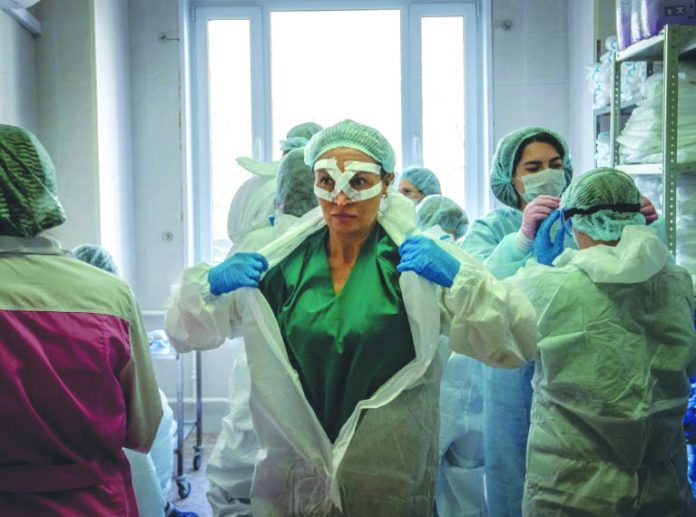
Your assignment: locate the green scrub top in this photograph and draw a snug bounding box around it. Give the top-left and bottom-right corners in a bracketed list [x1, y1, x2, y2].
[260, 224, 415, 442]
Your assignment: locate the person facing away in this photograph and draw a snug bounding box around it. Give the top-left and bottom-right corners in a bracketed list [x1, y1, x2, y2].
[165, 119, 537, 515]
[235, 121, 323, 177]
[0, 124, 161, 515]
[509, 167, 696, 515]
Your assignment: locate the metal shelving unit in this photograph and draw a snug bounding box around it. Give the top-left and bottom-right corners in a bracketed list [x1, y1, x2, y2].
[609, 24, 696, 255]
[150, 349, 204, 499]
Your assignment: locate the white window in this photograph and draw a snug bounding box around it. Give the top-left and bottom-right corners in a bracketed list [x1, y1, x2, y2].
[189, 1, 483, 263]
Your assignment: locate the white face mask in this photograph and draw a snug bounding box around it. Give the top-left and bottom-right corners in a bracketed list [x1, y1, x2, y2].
[313, 157, 383, 202]
[520, 168, 566, 203]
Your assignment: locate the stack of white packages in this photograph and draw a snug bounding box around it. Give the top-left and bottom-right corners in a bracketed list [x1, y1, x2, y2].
[587, 36, 647, 110]
[677, 174, 696, 285]
[618, 63, 696, 164]
[633, 174, 663, 211]
[595, 132, 612, 168]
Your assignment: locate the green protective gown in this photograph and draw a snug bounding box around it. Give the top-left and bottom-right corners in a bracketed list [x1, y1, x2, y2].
[260, 224, 415, 443]
[509, 225, 696, 515]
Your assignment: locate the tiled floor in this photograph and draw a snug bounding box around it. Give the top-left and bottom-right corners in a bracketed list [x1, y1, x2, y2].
[167, 433, 218, 517]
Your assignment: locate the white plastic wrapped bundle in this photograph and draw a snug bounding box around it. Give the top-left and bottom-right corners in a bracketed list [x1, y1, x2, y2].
[677, 174, 696, 282]
[633, 174, 663, 212]
[595, 132, 612, 167]
[586, 37, 647, 109]
[618, 63, 696, 164]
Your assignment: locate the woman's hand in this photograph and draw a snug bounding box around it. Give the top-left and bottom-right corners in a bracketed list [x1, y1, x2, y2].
[397, 236, 460, 287]
[520, 195, 560, 240]
[208, 252, 269, 295]
[640, 196, 658, 224]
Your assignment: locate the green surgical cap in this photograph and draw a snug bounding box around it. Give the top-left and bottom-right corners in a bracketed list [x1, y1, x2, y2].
[280, 122, 323, 152]
[72, 244, 120, 276]
[416, 194, 469, 239]
[0, 125, 66, 237]
[400, 166, 442, 197]
[275, 148, 318, 217]
[561, 167, 645, 241]
[304, 119, 396, 173]
[490, 126, 573, 209]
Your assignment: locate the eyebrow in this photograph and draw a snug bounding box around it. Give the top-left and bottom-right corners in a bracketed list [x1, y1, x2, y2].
[524, 156, 561, 166]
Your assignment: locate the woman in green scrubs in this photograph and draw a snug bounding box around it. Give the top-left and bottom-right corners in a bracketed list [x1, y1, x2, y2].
[166, 119, 537, 515]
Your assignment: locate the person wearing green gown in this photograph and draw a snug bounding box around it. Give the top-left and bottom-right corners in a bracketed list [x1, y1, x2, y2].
[166, 120, 537, 515]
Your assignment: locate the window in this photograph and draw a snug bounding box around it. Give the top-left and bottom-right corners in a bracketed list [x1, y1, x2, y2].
[207, 19, 254, 260]
[270, 10, 402, 166]
[189, 2, 482, 263]
[421, 16, 466, 202]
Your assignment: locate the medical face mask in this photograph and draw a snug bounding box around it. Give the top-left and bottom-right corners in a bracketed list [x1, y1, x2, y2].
[313, 157, 384, 202]
[520, 168, 566, 203]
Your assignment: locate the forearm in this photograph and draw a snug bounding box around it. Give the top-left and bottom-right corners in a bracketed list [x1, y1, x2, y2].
[441, 248, 537, 368]
[165, 263, 242, 352]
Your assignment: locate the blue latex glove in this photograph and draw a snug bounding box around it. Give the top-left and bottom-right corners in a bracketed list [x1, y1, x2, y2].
[397, 236, 460, 287]
[208, 252, 269, 295]
[684, 382, 696, 444]
[534, 210, 565, 266]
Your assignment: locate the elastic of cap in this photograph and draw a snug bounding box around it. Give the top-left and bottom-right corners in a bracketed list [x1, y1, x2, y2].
[313, 158, 382, 175]
[564, 203, 641, 218]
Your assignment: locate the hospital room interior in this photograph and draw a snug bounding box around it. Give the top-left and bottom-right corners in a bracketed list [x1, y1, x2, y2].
[2, 0, 696, 516]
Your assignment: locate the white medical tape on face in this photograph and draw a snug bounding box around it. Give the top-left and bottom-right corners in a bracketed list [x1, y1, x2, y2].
[313, 157, 384, 202]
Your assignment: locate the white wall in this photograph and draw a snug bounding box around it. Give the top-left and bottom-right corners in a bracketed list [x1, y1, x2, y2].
[0, 10, 38, 132]
[128, 0, 234, 429]
[94, 0, 136, 283]
[490, 0, 570, 147]
[567, 0, 596, 176]
[32, 0, 137, 283]
[34, 0, 100, 248]
[129, 0, 186, 313]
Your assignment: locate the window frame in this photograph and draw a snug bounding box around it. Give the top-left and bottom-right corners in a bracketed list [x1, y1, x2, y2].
[187, 0, 486, 264]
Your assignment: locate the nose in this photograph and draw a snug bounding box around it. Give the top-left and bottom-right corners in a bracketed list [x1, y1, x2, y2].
[334, 192, 351, 206]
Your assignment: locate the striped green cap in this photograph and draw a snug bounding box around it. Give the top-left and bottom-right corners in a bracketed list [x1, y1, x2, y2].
[0, 125, 66, 237]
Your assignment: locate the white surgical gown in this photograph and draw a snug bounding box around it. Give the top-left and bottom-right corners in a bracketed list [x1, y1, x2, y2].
[165, 193, 537, 515]
[206, 215, 300, 516]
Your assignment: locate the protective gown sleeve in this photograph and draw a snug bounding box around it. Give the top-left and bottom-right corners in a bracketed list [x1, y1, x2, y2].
[165, 262, 244, 353]
[460, 218, 509, 262]
[459, 207, 522, 261]
[439, 244, 537, 368]
[121, 295, 164, 452]
[484, 232, 533, 280]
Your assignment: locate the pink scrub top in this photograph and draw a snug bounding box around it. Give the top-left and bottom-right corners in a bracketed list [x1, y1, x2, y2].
[0, 236, 162, 516]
